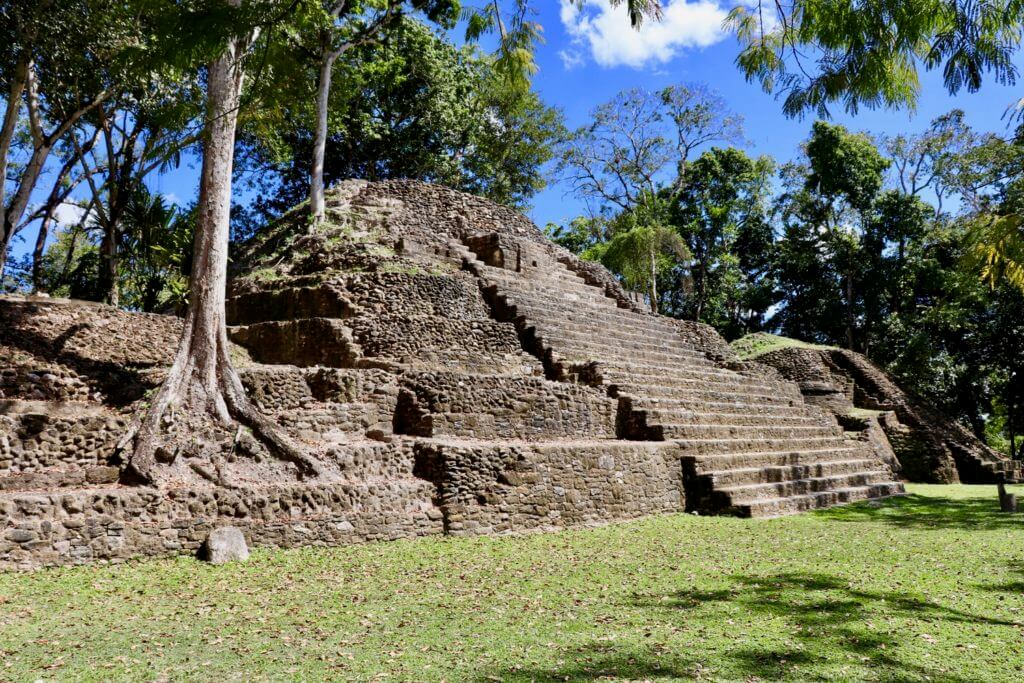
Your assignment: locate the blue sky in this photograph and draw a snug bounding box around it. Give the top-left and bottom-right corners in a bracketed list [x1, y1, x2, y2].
[10, 0, 1024, 264]
[526, 1, 1024, 227]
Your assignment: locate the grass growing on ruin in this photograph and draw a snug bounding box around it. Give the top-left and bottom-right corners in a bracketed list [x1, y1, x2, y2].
[2, 484, 1023, 682]
[731, 332, 837, 360]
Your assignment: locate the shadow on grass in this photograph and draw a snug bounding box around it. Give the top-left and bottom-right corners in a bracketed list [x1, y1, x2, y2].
[813, 492, 1024, 530]
[980, 561, 1024, 593]
[481, 645, 700, 682]
[481, 571, 998, 682]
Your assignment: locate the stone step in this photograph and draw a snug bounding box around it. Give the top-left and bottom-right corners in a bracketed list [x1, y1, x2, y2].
[628, 396, 812, 417]
[481, 269, 614, 301]
[1, 407, 125, 474]
[485, 272, 605, 296]
[616, 382, 805, 407]
[0, 476, 443, 568]
[507, 298, 680, 335]
[659, 423, 843, 440]
[674, 435, 850, 455]
[226, 286, 351, 325]
[691, 447, 867, 471]
[662, 422, 843, 440]
[318, 441, 420, 480]
[504, 293, 662, 324]
[417, 411, 616, 441]
[276, 403, 388, 441]
[600, 367, 793, 398]
[719, 470, 896, 504]
[531, 326, 709, 363]
[641, 407, 833, 428]
[477, 262, 595, 285]
[542, 339, 713, 370]
[738, 483, 905, 518]
[705, 458, 886, 488]
[595, 360, 780, 387]
[634, 404, 823, 424]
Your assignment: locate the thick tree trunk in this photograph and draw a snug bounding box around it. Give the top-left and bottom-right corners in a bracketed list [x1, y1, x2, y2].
[2, 140, 53, 276]
[0, 52, 29, 217]
[126, 22, 322, 486]
[0, 227, 12, 280]
[309, 46, 338, 226]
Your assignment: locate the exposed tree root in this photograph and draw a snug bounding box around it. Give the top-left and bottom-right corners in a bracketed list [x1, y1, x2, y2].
[119, 314, 324, 487]
[114, 25, 324, 489]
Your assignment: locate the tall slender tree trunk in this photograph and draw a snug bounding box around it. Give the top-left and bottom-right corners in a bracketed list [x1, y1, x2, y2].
[309, 44, 338, 226]
[1010, 396, 1017, 461]
[99, 228, 120, 306]
[649, 246, 658, 313]
[31, 133, 95, 291]
[58, 225, 82, 283]
[845, 273, 855, 350]
[126, 18, 322, 485]
[32, 213, 52, 291]
[695, 262, 707, 322]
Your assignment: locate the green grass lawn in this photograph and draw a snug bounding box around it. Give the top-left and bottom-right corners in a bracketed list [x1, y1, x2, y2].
[731, 333, 836, 360]
[2, 485, 1022, 682]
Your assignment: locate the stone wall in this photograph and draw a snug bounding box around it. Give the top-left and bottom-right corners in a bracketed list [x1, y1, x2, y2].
[396, 372, 617, 440]
[343, 272, 490, 319]
[0, 437, 687, 568]
[0, 481, 442, 570]
[413, 441, 683, 535]
[349, 315, 537, 375]
[0, 407, 124, 476]
[667, 319, 739, 362]
[227, 284, 353, 325]
[231, 319, 359, 367]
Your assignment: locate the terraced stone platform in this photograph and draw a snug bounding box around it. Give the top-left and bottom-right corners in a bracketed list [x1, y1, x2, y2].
[1, 180, 904, 568]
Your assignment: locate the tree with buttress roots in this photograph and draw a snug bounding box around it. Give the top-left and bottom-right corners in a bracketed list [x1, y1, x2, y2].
[123, 0, 327, 484]
[122, 0, 661, 485]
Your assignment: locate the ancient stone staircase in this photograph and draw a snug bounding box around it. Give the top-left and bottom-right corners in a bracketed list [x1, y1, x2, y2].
[461, 233, 904, 517]
[826, 351, 1023, 484]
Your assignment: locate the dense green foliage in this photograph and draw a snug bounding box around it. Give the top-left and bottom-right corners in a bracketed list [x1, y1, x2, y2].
[240, 17, 564, 219]
[0, 484, 1021, 680]
[729, 0, 1024, 117]
[554, 85, 1024, 456]
[3, 7, 564, 303]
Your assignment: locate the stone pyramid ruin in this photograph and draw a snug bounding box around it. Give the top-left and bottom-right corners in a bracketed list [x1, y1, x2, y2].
[2, 180, 909, 568]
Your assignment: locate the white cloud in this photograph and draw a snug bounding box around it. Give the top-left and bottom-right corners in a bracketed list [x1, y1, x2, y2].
[560, 0, 728, 69]
[559, 49, 585, 70]
[53, 202, 88, 227]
